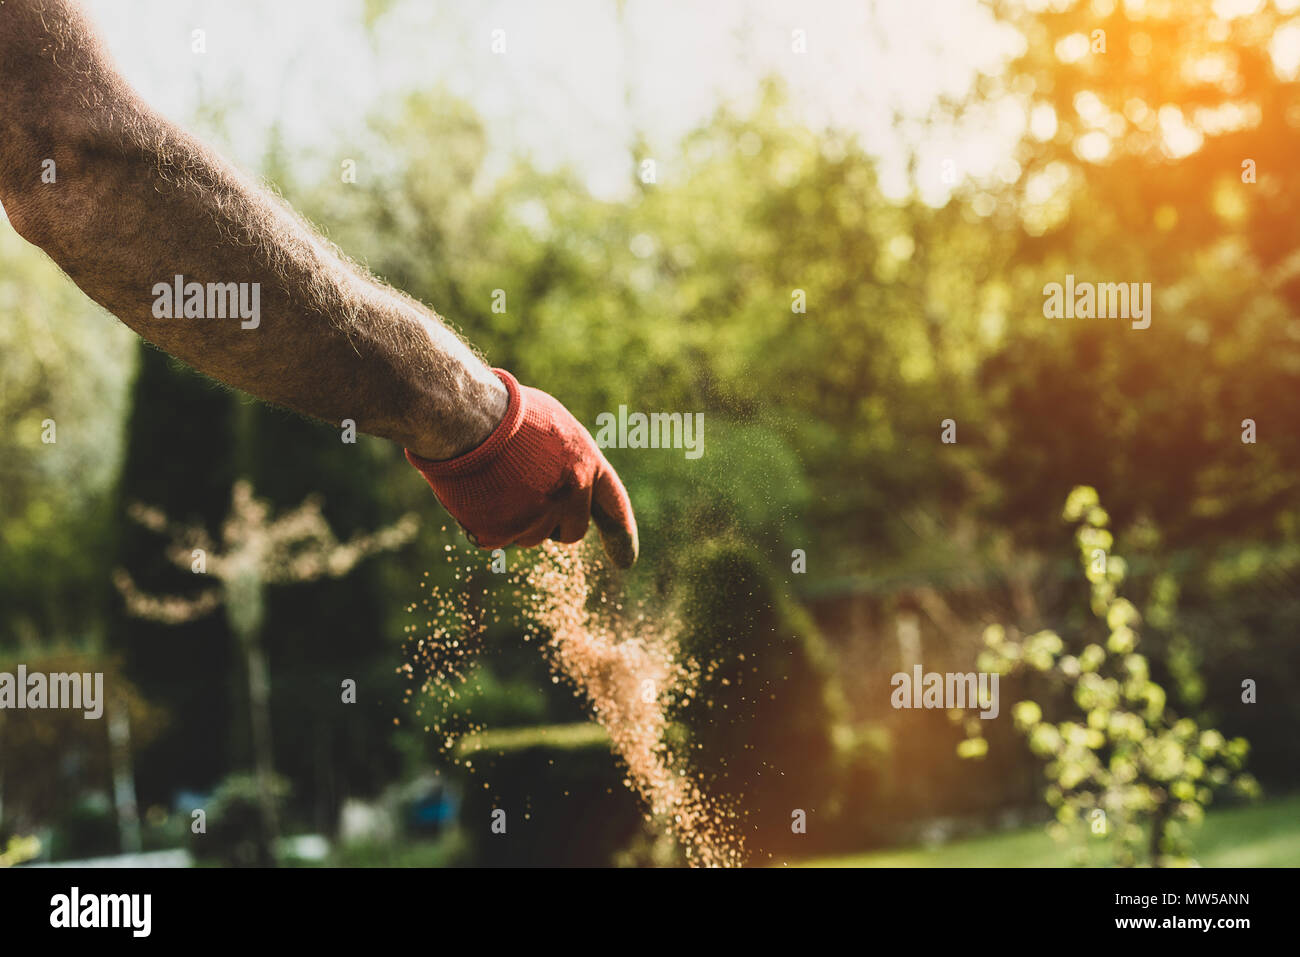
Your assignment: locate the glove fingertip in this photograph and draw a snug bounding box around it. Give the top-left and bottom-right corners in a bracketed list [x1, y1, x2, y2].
[592, 468, 638, 569]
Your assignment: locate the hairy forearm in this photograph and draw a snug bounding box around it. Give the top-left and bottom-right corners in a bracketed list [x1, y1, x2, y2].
[0, 0, 505, 459]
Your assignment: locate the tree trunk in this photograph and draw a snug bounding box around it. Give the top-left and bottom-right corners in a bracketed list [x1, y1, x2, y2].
[243, 628, 279, 866]
[1148, 793, 1171, 867]
[107, 698, 142, 854]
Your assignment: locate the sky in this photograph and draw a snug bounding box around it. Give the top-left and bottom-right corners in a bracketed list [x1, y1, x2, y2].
[83, 0, 1023, 203]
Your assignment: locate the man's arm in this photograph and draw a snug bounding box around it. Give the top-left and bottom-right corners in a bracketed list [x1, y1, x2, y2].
[0, 0, 638, 564]
[0, 0, 506, 460]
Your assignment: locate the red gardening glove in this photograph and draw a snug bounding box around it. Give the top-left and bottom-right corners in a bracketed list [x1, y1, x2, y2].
[405, 369, 639, 568]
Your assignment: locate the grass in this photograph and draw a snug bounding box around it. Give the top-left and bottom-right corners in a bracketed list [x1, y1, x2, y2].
[305, 790, 1300, 867]
[797, 794, 1300, 868]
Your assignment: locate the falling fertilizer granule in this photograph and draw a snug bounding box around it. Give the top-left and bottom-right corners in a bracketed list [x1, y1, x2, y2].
[400, 536, 746, 867]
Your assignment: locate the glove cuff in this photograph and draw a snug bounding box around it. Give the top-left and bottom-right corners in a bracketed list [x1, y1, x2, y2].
[404, 368, 524, 478]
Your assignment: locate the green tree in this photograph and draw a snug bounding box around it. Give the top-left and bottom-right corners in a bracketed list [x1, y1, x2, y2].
[115, 480, 416, 864]
[963, 487, 1259, 866]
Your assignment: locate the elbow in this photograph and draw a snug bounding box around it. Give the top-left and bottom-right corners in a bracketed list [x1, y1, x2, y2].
[2, 192, 54, 248]
[0, 84, 122, 244]
[0, 140, 61, 249]
[0, 125, 100, 253]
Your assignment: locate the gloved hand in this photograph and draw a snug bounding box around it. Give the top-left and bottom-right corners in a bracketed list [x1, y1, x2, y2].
[405, 368, 639, 568]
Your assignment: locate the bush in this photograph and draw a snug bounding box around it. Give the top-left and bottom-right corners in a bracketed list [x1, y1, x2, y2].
[671, 539, 846, 860]
[190, 772, 290, 867]
[451, 723, 643, 866]
[48, 793, 118, 861]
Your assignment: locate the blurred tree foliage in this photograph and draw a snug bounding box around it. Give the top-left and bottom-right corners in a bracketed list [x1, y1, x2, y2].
[0, 230, 134, 645]
[0, 650, 163, 844]
[292, 83, 979, 577]
[968, 0, 1300, 790]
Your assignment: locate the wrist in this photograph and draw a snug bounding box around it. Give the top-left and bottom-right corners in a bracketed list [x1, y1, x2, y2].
[407, 366, 513, 463]
[453, 367, 510, 457]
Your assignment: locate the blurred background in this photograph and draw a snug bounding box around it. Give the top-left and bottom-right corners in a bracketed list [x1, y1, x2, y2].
[2, 0, 1299, 867]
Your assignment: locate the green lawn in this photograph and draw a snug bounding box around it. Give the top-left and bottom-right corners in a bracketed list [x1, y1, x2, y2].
[309, 794, 1300, 867]
[797, 794, 1300, 868]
